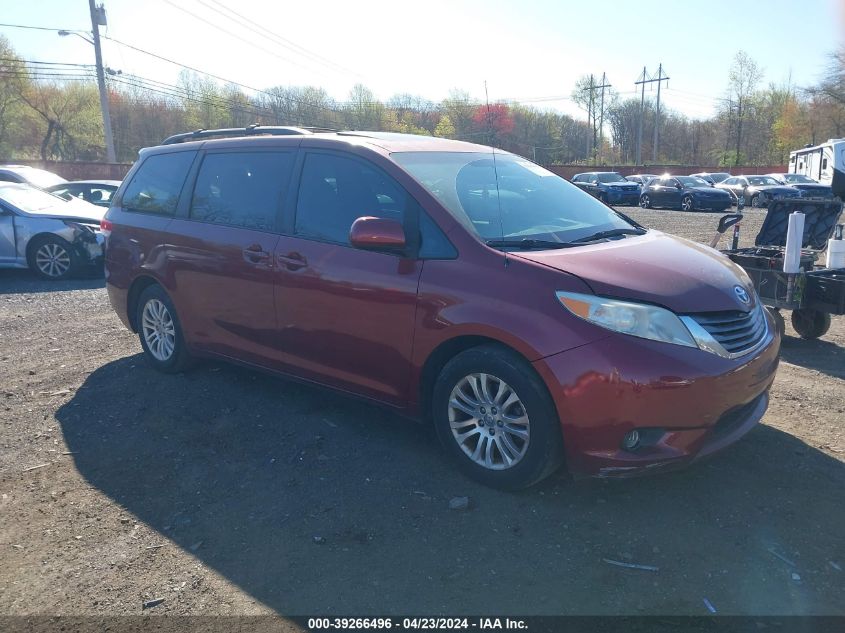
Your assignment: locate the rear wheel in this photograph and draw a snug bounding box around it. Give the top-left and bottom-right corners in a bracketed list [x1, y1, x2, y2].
[432, 345, 564, 490]
[640, 194, 652, 209]
[680, 195, 695, 212]
[751, 193, 765, 208]
[791, 308, 831, 340]
[136, 285, 194, 373]
[27, 235, 78, 280]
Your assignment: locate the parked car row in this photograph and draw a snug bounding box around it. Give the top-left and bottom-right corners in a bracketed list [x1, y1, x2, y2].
[571, 169, 834, 212]
[0, 164, 122, 279]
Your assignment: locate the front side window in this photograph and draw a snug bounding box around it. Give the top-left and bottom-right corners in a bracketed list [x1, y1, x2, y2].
[677, 176, 709, 187]
[122, 151, 196, 216]
[392, 152, 635, 243]
[190, 152, 294, 231]
[295, 153, 407, 245]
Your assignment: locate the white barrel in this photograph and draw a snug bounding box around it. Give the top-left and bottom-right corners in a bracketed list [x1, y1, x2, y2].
[826, 238, 845, 269]
[782, 212, 805, 274]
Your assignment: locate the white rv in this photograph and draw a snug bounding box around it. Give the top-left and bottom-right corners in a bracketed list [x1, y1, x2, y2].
[788, 139, 845, 198]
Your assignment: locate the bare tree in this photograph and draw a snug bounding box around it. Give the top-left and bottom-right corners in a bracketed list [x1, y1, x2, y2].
[728, 51, 763, 166]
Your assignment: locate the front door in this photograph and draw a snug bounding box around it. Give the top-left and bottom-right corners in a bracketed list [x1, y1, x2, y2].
[0, 207, 16, 263]
[273, 151, 422, 405]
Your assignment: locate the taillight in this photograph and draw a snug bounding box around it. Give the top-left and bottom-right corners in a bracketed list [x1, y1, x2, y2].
[100, 218, 113, 236]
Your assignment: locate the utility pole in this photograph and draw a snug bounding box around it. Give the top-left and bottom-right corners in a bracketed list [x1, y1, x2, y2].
[89, 0, 116, 163]
[597, 72, 611, 164]
[734, 94, 743, 167]
[582, 74, 594, 162]
[634, 67, 648, 166]
[651, 63, 669, 163]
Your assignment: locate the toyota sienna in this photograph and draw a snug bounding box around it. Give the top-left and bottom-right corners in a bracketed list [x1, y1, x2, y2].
[104, 127, 780, 489]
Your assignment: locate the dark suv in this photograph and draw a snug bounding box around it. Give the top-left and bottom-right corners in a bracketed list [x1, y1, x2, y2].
[570, 172, 641, 206]
[104, 127, 780, 489]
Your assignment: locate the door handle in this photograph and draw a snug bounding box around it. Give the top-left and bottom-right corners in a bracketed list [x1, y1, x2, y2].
[242, 244, 271, 264]
[278, 251, 307, 271]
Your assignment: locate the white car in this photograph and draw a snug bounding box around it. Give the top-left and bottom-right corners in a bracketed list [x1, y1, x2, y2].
[0, 164, 67, 189]
[0, 183, 105, 280]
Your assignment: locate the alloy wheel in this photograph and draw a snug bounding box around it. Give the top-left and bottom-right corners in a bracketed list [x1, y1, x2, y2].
[141, 298, 176, 361]
[35, 242, 71, 278]
[681, 195, 694, 211]
[640, 195, 651, 208]
[447, 373, 530, 470]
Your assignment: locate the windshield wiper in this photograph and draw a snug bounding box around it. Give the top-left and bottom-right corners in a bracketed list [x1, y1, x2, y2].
[568, 228, 647, 244]
[485, 238, 577, 250]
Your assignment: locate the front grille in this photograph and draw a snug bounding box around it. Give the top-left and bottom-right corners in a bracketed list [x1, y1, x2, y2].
[621, 185, 639, 192]
[689, 306, 767, 355]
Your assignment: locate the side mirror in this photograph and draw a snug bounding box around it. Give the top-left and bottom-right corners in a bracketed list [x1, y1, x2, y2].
[349, 216, 406, 252]
[676, 183, 683, 190]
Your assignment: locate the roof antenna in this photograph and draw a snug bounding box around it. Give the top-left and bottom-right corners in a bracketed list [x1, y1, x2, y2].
[485, 80, 507, 266]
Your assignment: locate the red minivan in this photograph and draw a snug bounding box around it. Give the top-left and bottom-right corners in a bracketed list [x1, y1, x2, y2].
[104, 127, 780, 489]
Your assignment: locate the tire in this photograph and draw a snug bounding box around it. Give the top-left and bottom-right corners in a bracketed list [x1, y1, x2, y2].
[751, 193, 765, 208]
[136, 284, 194, 373]
[599, 192, 608, 204]
[680, 195, 695, 212]
[769, 308, 785, 339]
[432, 345, 564, 490]
[640, 194, 651, 209]
[27, 234, 79, 280]
[790, 308, 831, 340]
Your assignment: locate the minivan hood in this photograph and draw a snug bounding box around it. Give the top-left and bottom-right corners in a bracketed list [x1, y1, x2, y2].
[511, 231, 754, 314]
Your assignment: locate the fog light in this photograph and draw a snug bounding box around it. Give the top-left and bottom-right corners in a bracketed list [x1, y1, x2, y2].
[622, 430, 640, 451]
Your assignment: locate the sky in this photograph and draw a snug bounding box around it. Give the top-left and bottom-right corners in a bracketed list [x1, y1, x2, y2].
[1, 0, 843, 122]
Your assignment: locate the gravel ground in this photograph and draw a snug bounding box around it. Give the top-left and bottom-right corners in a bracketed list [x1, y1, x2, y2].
[0, 207, 843, 620]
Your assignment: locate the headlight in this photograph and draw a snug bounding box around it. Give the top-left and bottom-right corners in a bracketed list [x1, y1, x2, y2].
[63, 220, 98, 242]
[556, 291, 698, 348]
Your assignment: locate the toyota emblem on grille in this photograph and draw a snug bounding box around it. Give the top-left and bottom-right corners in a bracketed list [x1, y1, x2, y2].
[734, 285, 751, 305]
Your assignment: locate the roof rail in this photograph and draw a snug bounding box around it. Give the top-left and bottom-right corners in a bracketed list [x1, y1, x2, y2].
[160, 124, 324, 145]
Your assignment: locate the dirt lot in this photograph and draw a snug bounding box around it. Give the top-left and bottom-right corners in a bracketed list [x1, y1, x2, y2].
[1, 208, 843, 619]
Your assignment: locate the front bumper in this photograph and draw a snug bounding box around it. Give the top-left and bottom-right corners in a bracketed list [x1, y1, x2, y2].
[71, 230, 105, 268]
[694, 196, 732, 210]
[532, 321, 780, 477]
[607, 190, 641, 205]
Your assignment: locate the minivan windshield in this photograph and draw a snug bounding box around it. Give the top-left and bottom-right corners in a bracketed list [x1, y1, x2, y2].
[392, 152, 637, 245]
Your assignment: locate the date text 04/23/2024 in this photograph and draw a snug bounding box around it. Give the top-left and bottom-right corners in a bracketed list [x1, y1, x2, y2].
[306, 618, 528, 630]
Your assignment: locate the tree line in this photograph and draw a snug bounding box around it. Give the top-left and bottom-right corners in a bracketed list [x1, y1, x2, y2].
[1, 37, 843, 168]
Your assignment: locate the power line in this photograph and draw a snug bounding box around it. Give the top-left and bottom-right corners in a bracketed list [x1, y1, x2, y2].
[199, 0, 358, 77]
[161, 0, 341, 81]
[100, 35, 345, 115]
[0, 22, 82, 32]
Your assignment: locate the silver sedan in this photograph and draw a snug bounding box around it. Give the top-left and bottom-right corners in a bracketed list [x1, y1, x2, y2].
[0, 183, 106, 280]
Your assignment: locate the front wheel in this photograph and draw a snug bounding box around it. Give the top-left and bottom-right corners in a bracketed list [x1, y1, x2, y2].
[680, 195, 695, 212]
[751, 193, 765, 208]
[791, 308, 831, 340]
[27, 235, 79, 280]
[136, 285, 194, 373]
[640, 194, 652, 209]
[432, 345, 564, 490]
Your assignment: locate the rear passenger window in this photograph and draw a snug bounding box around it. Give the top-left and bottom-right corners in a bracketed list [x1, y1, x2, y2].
[295, 153, 407, 245]
[122, 151, 195, 216]
[190, 152, 293, 231]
